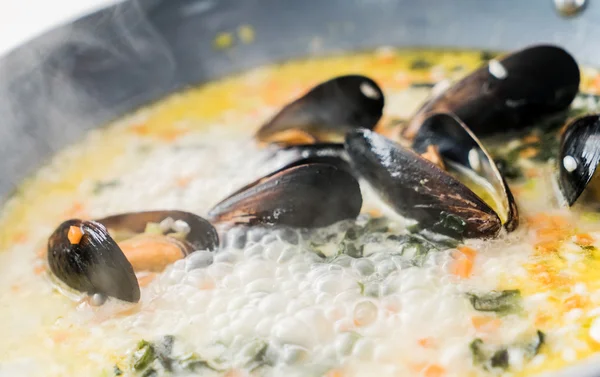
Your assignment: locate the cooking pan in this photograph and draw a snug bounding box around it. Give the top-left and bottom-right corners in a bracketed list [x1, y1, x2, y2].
[0, 0, 599, 375]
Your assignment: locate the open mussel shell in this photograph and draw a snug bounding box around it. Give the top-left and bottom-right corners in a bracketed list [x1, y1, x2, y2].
[345, 129, 501, 239]
[47, 219, 140, 303]
[404, 45, 580, 138]
[96, 210, 219, 253]
[412, 113, 519, 232]
[208, 162, 363, 228]
[558, 114, 600, 206]
[255, 75, 384, 143]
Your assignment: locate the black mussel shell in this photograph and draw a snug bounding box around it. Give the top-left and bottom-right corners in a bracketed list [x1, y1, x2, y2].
[208, 163, 363, 228]
[255, 75, 384, 143]
[412, 113, 519, 232]
[404, 45, 580, 138]
[268, 143, 354, 175]
[97, 210, 219, 252]
[558, 114, 600, 206]
[47, 219, 140, 302]
[345, 129, 501, 238]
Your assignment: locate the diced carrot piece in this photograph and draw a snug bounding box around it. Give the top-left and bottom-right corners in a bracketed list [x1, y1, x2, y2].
[449, 246, 477, 278]
[523, 134, 541, 143]
[367, 208, 383, 217]
[324, 369, 344, 377]
[471, 316, 501, 332]
[137, 273, 157, 287]
[575, 233, 595, 246]
[11, 231, 28, 244]
[564, 294, 588, 310]
[64, 201, 86, 217]
[457, 246, 477, 260]
[519, 147, 538, 159]
[259, 129, 317, 145]
[68, 226, 84, 245]
[33, 264, 46, 275]
[534, 241, 560, 253]
[422, 364, 446, 377]
[130, 123, 150, 135]
[176, 175, 193, 188]
[418, 337, 436, 348]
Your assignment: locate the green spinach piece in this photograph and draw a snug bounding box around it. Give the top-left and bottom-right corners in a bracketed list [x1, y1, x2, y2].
[467, 290, 522, 315]
[431, 212, 466, 238]
[132, 340, 156, 371]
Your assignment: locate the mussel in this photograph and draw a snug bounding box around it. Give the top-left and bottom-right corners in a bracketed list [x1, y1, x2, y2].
[558, 114, 600, 206]
[47, 219, 140, 302]
[412, 113, 519, 232]
[404, 45, 580, 138]
[255, 75, 384, 144]
[208, 162, 362, 228]
[48, 211, 219, 302]
[345, 128, 502, 238]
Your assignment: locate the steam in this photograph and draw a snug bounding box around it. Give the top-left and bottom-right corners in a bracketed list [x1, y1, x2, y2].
[0, 0, 175, 202]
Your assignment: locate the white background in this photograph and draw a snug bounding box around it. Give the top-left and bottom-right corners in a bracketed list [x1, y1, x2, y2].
[0, 0, 118, 57]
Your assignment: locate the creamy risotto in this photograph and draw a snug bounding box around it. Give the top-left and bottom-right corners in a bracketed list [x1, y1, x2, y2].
[2, 48, 600, 377]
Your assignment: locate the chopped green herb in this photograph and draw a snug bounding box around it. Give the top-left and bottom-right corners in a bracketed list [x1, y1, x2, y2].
[470, 331, 544, 372]
[410, 82, 436, 88]
[357, 281, 365, 295]
[178, 353, 220, 372]
[494, 157, 523, 180]
[490, 349, 509, 369]
[141, 368, 157, 377]
[410, 58, 432, 70]
[470, 339, 487, 365]
[431, 212, 466, 238]
[523, 330, 545, 359]
[467, 290, 522, 315]
[92, 179, 120, 195]
[113, 365, 123, 376]
[480, 50, 497, 61]
[133, 340, 156, 371]
[338, 241, 363, 258]
[242, 341, 275, 372]
[155, 335, 174, 371]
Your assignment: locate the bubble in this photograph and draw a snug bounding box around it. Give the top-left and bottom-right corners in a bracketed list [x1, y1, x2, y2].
[277, 246, 298, 264]
[353, 301, 378, 327]
[223, 226, 247, 249]
[352, 338, 375, 360]
[213, 251, 237, 264]
[353, 259, 375, 276]
[244, 243, 265, 259]
[281, 344, 310, 365]
[335, 332, 360, 356]
[260, 233, 278, 245]
[272, 317, 315, 348]
[275, 228, 300, 245]
[185, 250, 214, 271]
[376, 259, 397, 277]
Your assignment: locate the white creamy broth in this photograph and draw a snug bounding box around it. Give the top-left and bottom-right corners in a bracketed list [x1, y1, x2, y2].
[2, 49, 600, 377]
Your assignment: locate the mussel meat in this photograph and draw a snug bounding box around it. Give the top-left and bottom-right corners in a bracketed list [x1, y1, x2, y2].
[412, 113, 519, 232]
[208, 162, 363, 228]
[47, 219, 140, 302]
[97, 210, 219, 253]
[345, 128, 501, 238]
[255, 75, 384, 144]
[404, 45, 580, 138]
[558, 114, 600, 206]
